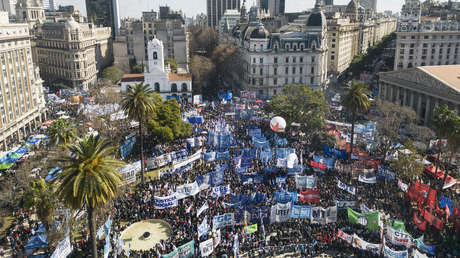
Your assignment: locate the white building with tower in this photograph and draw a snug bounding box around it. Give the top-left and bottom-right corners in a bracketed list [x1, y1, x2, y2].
[121, 38, 193, 103]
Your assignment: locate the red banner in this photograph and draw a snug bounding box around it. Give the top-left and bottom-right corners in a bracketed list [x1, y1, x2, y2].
[310, 160, 327, 170]
[407, 181, 431, 202]
[422, 210, 444, 230]
[426, 189, 437, 209]
[299, 189, 320, 203]
[413, 212, 426, 231]
[424, 165, 457, 189]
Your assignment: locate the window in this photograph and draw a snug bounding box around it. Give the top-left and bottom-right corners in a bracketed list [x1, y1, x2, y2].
[253, 58, 256, 63]
[300, 57, 303, 63]
[260, 58, 263, 63]
[300, 67, 303, 74]
[293, 57, 296, 63]
[332, 44, 335, 48]
[311, 67, 314, 74]
[274, 57, 278, 63]
[292, 67, 296, 74]
[153, 52, 158, 60]
[274, 68, 277, 75]
[310, 77, 314, 84]
[260, 68, 263, 75]
[259, 79, 263, 86]
[274, 78, 277, 85]
[285, 67, 288, 74]
[400, 49, 405, 54]
[285, 57, 289, 63]
[253, 67, 256, 74]
[171, 83, 177, 92]
[285, 78, 288, 84]
[154, 83, 160, 92]
[311, 57, 315, 63]
[182, 83, 187, 92]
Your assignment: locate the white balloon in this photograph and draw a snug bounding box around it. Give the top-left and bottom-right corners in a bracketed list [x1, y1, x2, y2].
[270, 116, 286, 133]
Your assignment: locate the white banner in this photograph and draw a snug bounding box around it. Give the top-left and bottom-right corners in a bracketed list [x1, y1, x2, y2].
[352, 234, 381, 255]
[119, 161, 141, 185]
[146, 154, 171, 169]
[358, 175, 377, 184]
[413, 249, 429, 258]
[200, 238, 214, 257]
[154, 194, 178, 209]
[295, 175, 317, 189]
[386, 226, 415, 248]
[211, 185, 231, 198]
[198, 216, 209, 238]
[337, 229, 353, 244]
[310, 205, 337, 224]
[175, 181, 200, 200]
[197, 202, 209, 217]
[337, 180, 356, 195]
[384, 245, 408, 258]
[270, 202, 291, 224]
[212, 213, 235, 229]
[50, 236, 72, 258]
[360, 203, 375, 214]
[173, 149, 202, 170]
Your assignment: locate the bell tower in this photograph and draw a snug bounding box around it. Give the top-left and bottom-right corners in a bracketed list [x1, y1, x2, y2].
[147, 38, 165, 73]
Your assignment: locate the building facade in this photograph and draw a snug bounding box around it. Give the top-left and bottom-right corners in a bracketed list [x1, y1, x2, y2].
[35, 17, 112, 90]
[142, 8, 189, 70]
[121, 39, 193, 103]
[15, 0, 45, 30]
[113, 19, 144, 72]
[0, 0, 17, 15]
[40, 0, 56, 11]
[327, 16, 360, 75]
[219, 9, 240, 38]
[229, 2, 329, 97]
[379, 65, 460, 125]
[0, 12, 46, 150]
[259, 0, 285, 17]
[357, 0, 377, 12]
[207, 0, 241, 28]
[85, 0, 119, 37]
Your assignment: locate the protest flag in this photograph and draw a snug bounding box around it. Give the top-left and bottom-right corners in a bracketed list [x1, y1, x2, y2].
[347, 208, 379, 231]
[245, 224, 258, 234]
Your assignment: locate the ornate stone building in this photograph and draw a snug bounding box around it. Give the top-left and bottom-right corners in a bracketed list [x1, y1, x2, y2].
[394, 0, 460, 70]
[379, 65, 460, 125]
[15, 0, 45, 30]
[229, 1, 329, 97]
[35, 17, 112, 90]
[0, 12, 46, 150]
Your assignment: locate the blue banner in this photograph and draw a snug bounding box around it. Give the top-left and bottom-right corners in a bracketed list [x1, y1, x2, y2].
[260, 149, 273, 163]
[323, 145, 347, 159]
[235, 206, 270, 224]
[212, 213, 235, 229]
[276, 176, 287, 185]
[439, 195, 454, 215]
[276, 148, 296, 159]
[241, 174, 264, 185]
[120, 136, 136, 159]
[274, 191, 298, 203]
[377, 165, 396, 182]
[287, 165, 303, 175]
[314, 155, 335, 169]
[291, 205, 312, 219]
[216, 151, 230, 161]
[247, 128, 262, 138]
[231, 192, 266, 206]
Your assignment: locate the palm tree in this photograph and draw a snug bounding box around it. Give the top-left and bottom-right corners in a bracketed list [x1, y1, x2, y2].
[341, 81, 370, 159]
[121, 82, 156, 183]
[55, 135, 124, 258]
[48, 118, 75, 146]
[433, 105, 460, 189]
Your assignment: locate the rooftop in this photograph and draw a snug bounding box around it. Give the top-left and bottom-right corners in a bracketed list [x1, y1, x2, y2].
[418, 65, 460, 92]
[121, 73, 144, 82]
[168, 72, 192, 82]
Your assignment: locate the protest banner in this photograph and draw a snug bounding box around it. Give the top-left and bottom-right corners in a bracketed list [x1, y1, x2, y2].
[50, 236, 72, 258]
[377, 165, 396, 182]
[386, 225, 415, 248]
[310, 160, 327, 170]
[197, 202, 209, 217]
[175, 181, 200, 200]
[270, 202, 292, 223]
[384, 245, 408, 258]
[336, 200, 356, 210]
[310, 206, 337, 224]
[415, 237, 435, 255]
[295, 175, 317, 189]
[212, 213, 235, 229]
[351, 234, 381, 255]
[120, 136, 136, 159]
[172, 149, 202, 170]
[337, 180, 356, 195]
[162, 240, 195, 258]
[211, 185, 231, 198]
[337, 229, 353, 244]
[347, 208, 379, 231]
[358, 175, 377, 184]
[360, 203, 374, 214]
[119, 161, 141, 185]
[234, 206, 270, 225]
[199, 239, 214, 257]
[154, 194, 178, 209]
[198, 217, 209, 238]
[245, 224, 258, 234]
[290, 205, 311, 219]
[413, 249, 429, 258]
[299, 189, 320, 203]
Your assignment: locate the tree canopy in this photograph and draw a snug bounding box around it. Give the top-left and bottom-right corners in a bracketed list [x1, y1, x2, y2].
[24, 179, 55, 230]
[264, 84, 329, 136]
[48, 118, 75, 146]
[148, 99, 192, 143]
[102, 66, 123, 83]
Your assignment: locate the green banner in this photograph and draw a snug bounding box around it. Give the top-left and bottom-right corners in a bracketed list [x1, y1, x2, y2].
[0, 162, 14, 170]
[162, 240, 194, 258]
[392, 220, 405, 232]
[246, 224, 258, 234]
[347, 208, 379, 231]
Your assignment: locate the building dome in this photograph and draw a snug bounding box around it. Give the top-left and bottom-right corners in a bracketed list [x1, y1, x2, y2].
[306, 12, 326, 27]
[249, 23, 270, 39]
[65, 16, 79, 30]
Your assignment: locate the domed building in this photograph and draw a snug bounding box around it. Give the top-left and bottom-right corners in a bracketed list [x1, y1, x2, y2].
[231, 0, 329, 98]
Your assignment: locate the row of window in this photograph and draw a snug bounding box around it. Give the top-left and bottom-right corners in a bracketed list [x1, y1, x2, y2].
[249, 77, 315, 86]
[401, 34, 460, 40]
[251, 66, 315, 75]
[152, 82, 188, 92]
[251, 56, 315, 64]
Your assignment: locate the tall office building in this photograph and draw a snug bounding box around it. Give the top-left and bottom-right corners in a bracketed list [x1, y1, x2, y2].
[85, 0, 120, 37]
[259, 0, 285, 16]
[325, 0, 334, 5]
[40, 0, 56, 11]
[207, 0, 240, 28]
[0, 12, 46, 150]
[357, 0, 377, 11]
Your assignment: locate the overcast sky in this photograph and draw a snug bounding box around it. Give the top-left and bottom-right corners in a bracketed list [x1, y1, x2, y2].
[58, 0, 404, 19]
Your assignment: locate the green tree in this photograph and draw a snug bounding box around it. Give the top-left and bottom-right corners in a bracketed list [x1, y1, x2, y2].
[55, 135, 124, 258]
[341, 81, 370, 159]
[148, 99, 192, 143]
[264, 84, 329, 138]
[433, 105, 460, 188]
[390, 143, 424, 182]
[131, 64, 144, 73]
[311, 131, 337, 152]
[24, 179, 55, 230]
[48, 118, 76, 146]
[121, 82, 157, 183]
[165, 59, 178, 70]
[102, 66, 123, 83]
[190, 55, 215, 94]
